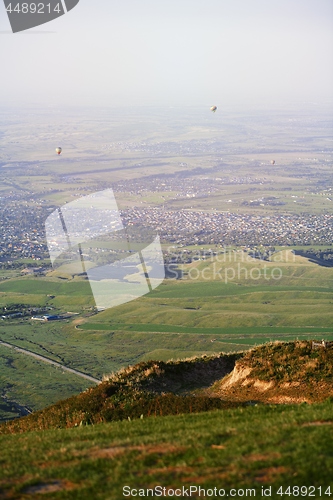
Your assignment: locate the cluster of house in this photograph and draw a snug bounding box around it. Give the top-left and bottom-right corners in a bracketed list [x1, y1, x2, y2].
[121, 208, 333, 247]
[1, 312, 61, 321]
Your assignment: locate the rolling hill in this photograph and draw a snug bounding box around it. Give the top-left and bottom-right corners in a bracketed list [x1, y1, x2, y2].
[1, 340, 332, 434]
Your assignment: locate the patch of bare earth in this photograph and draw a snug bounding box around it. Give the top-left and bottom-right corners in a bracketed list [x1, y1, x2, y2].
[86, 443, 187, 460]
[0, 476, 75, 500]
[144, 466, 194, 476]
[301, 420, 333, 427]
[182, 466, 236, 484]
[255, 466, 289, 483]
[72, 318, 86, 327]
[245, 452, 281, 462]
[22, 480, 77, 495]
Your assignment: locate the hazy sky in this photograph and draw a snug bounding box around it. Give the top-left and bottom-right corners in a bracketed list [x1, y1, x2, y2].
[1, 0, 333, 108]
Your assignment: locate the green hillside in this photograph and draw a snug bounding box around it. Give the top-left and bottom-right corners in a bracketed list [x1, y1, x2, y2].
[2, 340, 332, 433]
[0, 250, 333, 421]
[0, 341, 332, 500]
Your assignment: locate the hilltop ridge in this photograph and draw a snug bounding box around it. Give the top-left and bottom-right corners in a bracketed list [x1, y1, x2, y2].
[204, 340, 333, 404]
[1, 340, 332, 435]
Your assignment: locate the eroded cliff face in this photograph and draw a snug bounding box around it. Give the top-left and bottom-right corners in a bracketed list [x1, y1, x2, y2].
[204, 341, 333, 404]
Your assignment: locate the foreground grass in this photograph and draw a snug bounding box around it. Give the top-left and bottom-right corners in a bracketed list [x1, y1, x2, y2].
[0, 401, 332, 499]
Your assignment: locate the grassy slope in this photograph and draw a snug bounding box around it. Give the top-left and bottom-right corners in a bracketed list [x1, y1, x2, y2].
[0, 341, 333, 499]
[0, 402, 333, 500]
[1, 340, 332, 433]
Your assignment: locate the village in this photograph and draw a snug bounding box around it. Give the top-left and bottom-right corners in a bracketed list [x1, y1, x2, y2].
[0, 195, 332, 268]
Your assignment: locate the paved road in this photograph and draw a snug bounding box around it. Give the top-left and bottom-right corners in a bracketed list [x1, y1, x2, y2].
[0, 340, 101, 384]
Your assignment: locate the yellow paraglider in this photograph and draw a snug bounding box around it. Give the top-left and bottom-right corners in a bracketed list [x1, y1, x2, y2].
[55, 147, 62, 155]
[210, 106, 217, 113]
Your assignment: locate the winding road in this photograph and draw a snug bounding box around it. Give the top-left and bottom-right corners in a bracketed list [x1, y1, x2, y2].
[0, 340, 101, 384]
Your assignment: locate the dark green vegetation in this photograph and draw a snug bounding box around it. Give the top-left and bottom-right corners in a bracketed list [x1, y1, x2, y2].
[294, 248, 333, 267]
[0, 341, 333, 499]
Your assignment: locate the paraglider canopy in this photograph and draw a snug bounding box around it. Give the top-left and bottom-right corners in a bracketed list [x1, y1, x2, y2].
[55, 147, 62, 155]
[210, 106, 217, 113]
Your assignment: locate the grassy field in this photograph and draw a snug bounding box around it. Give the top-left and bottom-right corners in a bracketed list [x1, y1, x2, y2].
[0, 400, 332, 499]
[1, 340, 332, 499]
[0, 345, 95, 422]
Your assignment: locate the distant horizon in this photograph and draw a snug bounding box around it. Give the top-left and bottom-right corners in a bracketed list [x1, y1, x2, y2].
[1, 0, 332, 109]
[1, 99, 333, 112]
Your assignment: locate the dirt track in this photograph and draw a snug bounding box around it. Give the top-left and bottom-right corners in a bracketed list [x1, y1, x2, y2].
[0, 340, 101, 384]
